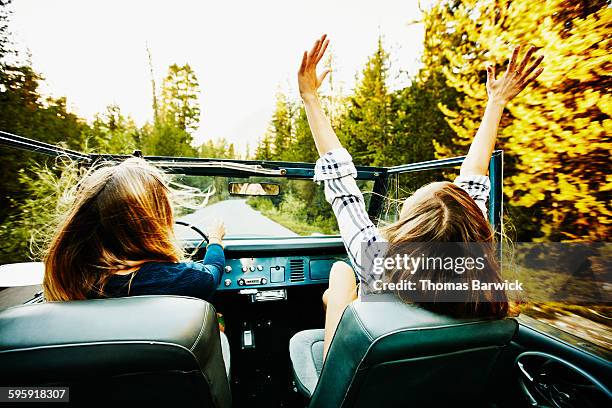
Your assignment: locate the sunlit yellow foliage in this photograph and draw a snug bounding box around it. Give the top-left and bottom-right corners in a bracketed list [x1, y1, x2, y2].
[426, 0, 611, 241]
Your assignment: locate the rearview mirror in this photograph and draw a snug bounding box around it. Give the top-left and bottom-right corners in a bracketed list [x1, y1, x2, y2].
[228, 182, 280, 196]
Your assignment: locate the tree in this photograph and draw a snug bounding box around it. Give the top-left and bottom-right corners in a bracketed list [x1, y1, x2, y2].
[140, 63, 201, 157]
[0, 0, 89, 261]
[254, 134, 273, 160]
[0, 161, 79, 263]
[0, 63, 87, 221]
[338, 36, 394, 166]
[199, 138, 236, 159]
[401, 1, 463, 164]
[88, 104, 138, 154]
[287, 105, 318, 163]
[140, 121, 196, 157]
[270, 91, 294, 160]
[425, 0, 611, 241]
[159, 63, 201, 133]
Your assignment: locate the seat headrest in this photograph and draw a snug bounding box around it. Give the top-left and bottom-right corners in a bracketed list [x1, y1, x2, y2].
[0, 295, 212, 352]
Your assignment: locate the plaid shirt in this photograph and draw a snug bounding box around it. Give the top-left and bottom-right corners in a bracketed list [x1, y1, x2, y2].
[314, 148, 490, 279]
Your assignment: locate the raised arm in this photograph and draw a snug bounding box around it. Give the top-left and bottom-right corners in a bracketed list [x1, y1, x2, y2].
[296, 35, 385, 279]
[460, 45, 544, 176]
[297, 34, 341, 155]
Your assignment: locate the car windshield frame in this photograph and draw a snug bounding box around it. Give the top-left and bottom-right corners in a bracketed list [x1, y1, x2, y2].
[0, 130, 503, 238]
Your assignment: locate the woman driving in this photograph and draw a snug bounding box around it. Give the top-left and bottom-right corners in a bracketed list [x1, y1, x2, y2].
[43, 157, 226, 302]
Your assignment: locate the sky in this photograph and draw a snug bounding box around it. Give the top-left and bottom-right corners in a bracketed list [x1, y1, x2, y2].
[10, 0, 429, 154]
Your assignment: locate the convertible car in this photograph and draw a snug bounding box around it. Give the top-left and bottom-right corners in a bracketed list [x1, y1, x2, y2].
[0, 131, 610, 407]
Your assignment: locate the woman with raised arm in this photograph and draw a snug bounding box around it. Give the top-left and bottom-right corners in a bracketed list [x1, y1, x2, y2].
[297, 35, 543, 359]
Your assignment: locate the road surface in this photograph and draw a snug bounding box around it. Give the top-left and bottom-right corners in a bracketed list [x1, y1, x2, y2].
[176, 199, 297, 239]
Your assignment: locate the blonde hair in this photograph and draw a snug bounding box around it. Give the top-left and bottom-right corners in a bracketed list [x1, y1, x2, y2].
[43, 157, 183, 301]
[381, 181, 508, 318]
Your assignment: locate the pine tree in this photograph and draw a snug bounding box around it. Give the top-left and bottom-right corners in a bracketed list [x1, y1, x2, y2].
[338, 36, 394, 166]
[289, 105, 318, 163]
[198, 138, 236, 159]
[141, 63, 201, 157]
[254, 135, 273, 160]
[89, 104, 138, 154]
[159, 64, 201, 133]
[270, 91, 294, 159]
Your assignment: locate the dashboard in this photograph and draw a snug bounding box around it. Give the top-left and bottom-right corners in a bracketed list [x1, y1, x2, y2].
[220, 255, 345, 291]
[190, 236, 348, 292]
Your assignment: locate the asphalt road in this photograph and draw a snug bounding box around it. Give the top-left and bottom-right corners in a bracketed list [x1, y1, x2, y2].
[176, 199, 297, 239]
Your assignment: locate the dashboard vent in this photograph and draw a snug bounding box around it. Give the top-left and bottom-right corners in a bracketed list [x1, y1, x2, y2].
[289, 259, 305, 282]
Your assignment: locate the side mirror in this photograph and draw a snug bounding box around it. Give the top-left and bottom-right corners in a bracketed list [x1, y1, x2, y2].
[228, 182, 280, 196]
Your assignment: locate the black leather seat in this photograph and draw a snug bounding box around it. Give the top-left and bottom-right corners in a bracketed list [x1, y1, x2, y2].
[290, 294, 517, 408]
[0, 295, 231, 407]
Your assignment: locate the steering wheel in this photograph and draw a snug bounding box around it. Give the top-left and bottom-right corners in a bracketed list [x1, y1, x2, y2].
[516, 351, 611, 407]
[175, 220, 209, 257]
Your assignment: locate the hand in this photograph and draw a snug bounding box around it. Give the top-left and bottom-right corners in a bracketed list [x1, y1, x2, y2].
[298, 34, 331, 99]
[486, 45, 544, 105]
[207, 218, 225, 243]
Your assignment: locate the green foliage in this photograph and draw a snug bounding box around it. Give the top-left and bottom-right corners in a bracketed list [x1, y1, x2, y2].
[138, 63, 202, 157]
[0, 161, 80, 263]
[270, 92, 294, 160]
[140, 121, 196, 157]
[86, 104, 139, 154]
[254, 134, 274, 160]
[0, 63, 87, 225]
[253, 35, 459, 169]
[289, 106, 318, 162]
[248, 191, 339, 236]
[159, 63, 201, 133]
[338, 37, 394, 166]
[199, 138, 236, 159]
[2, 0, 608, 267]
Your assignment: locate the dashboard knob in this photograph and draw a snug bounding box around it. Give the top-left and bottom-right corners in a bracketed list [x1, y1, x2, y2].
[224, 279, 232, 287]
[257, 265, 264, 271]
[249, 266, 256, 272]
[241, 266, 248, 273]
[261, 278, 268, 285]
[225, 266, 232, 273]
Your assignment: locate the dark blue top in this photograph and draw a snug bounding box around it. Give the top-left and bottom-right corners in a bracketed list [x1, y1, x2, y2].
[102, 243, 225, 302]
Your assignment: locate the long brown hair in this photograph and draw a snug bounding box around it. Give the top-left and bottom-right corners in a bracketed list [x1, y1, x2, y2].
[381, 181, 508, 318]
[43, 157, 183, 301]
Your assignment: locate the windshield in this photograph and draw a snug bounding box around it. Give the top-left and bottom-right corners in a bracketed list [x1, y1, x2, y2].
[173, 175, 374, 239]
